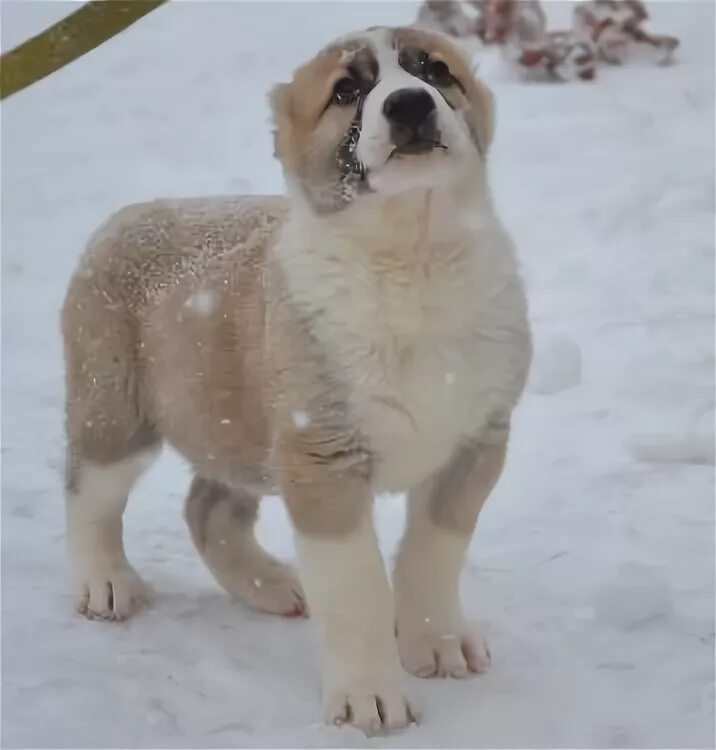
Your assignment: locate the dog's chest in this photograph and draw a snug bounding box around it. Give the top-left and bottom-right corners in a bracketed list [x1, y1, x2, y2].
[322, 261, 496, 491]
[279, 211, 528, 492]
[355, 335, 488, 491]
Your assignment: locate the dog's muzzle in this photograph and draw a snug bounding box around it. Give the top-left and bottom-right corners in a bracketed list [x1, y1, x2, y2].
[383, 88, 443, 156]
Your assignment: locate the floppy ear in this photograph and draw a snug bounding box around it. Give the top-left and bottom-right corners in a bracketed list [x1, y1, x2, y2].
[451, 44, 496, 154]
[268, 82, 291, 120]
[470, 75, 496, 153]
[268, 83, 292, 162]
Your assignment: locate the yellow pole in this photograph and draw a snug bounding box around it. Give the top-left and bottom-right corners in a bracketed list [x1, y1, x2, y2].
[0, 0, 168, 100]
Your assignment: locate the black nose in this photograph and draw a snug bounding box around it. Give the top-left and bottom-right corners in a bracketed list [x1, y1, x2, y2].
[383, 88, 436, 130]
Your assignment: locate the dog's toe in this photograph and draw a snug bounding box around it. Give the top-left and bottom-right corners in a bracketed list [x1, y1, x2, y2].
[325, 685, 418, 735]
[76, 564, 151, 621]
[399, 628, 490, 678]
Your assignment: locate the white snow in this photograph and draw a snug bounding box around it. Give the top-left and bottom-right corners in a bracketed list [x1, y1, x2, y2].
[1, 2, 713, 748]
[593, 563, 674, 631]
[627, 432, 715, 466]
[528, 333, 583, 395]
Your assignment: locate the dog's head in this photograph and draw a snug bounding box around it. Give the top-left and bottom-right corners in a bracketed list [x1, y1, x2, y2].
[270, 26, 494, 214]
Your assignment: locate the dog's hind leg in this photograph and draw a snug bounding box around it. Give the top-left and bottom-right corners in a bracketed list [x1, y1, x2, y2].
[66, 448, 159, 620]
[63, 283, 160, 621]
[184, 477, 306, 617]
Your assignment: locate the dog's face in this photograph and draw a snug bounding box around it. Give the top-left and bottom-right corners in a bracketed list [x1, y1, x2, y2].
[270, 26, 495, 214]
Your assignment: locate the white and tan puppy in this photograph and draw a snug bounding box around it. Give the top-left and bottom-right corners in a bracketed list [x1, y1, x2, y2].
[62, 26, 531, 734]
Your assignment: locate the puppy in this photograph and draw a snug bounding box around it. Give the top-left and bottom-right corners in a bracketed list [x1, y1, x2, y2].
[62, 25, 531, 734]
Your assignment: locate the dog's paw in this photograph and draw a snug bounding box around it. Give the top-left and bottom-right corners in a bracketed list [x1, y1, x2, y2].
[325, 682, 419, 735]
[240, 560, 307, 618]
[398, 627, 491, 678]
[75, 563, 152, 621]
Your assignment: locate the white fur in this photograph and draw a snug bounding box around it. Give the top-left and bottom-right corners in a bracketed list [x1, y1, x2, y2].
[66, 450, 158, 619]
[394, 492, 490, 677]
[294, 518, 415, 733]
[277, 181, 529, 492]
[277, 31, 529, 493]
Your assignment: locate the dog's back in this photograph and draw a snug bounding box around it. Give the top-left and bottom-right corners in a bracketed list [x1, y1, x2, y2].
[62, 195, 288, 483]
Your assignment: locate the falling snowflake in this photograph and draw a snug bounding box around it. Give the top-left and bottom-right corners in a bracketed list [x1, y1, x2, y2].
[292, 411, 310, 428]
[184, 289, 217, 316]
[445, 372, 455, 385]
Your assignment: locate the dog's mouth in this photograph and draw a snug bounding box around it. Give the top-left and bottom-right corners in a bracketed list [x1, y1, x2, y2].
[389, 140, 448, 158]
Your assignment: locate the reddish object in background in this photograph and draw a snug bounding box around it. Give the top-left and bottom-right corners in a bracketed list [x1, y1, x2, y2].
[415, 0, 680, 82]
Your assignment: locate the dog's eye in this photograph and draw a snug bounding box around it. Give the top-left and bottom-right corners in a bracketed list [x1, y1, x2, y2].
[401, 49, 458, 90]
[425, 59, 454, 88]
[332, 77, 360, 106]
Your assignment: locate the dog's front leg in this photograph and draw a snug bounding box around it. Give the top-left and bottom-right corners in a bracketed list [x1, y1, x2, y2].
[394, 431, 508, 679]
[278, 428, 416, 734]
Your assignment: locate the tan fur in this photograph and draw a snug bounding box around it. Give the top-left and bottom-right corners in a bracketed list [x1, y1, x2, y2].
[271, 43, 355, 164]
[184, 477, 306, 616]
[270, 40, 381, 212]
[275, 423, 371, 536]
[63, 196, 288, 489]
[428, 422, 509, 533]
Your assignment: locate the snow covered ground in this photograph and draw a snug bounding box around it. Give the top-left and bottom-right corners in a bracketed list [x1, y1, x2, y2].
[1, 1, 713, 747]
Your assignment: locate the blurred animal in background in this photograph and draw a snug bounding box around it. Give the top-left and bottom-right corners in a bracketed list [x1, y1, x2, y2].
[573, 1, 679, 66]
[416, 0, 680, 81]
